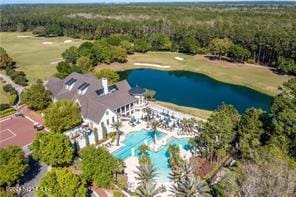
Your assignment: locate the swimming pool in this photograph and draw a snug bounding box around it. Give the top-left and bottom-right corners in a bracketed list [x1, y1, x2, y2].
[113, 130, 190, 183]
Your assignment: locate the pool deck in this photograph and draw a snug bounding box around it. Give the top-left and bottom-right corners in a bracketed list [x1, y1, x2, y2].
[106, 102, 196, 195]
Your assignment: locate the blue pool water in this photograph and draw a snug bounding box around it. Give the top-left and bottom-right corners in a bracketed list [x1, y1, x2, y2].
[113, 130, 190, 182]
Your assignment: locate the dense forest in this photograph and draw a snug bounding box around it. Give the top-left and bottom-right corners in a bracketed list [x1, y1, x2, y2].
[0, 3, 296, 74]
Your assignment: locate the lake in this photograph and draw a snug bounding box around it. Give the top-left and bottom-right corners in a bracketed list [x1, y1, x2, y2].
[119, 69, 273, 113]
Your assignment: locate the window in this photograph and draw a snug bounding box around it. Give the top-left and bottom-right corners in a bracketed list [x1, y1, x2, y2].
[106, 119, 109, 126]
[65, 78, 77, 86]
[65, 78, 77, 90]
[106, 111, 109, 115]
[117, 108, 120, 113]
[112, 117, 115, 123]
[78, 82, 90, 91]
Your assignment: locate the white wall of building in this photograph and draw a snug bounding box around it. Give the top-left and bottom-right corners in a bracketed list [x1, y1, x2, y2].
[83, 108, 117, 142]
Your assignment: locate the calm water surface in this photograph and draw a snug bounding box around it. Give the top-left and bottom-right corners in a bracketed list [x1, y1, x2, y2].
[120, 69, 273, 113]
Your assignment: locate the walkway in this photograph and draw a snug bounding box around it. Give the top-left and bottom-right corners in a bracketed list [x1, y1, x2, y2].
[18, 156, 49, 197]
[0, 73, 24, 106]
[0, 73, 24, 94]
[149, 102, 205, 121]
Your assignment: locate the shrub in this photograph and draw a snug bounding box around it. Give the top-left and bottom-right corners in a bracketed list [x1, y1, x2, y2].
[134, 39, 151, 53]
[0, 146, 28, 186]
[21, 81, 52, 110]
[44, 99, 82, 132]
[116, 175, 128, 189]
[2, 84, 16, 94]
[36, 168, 87, 197]
[14, 75, 28, 86]
[113, 191, 124, 197]
[9, 94, 17, 105]
[139, 155, 151, 166]
[96, 68, 120, 84]
[0, 107, 15, 118]
[79, 146, 119, 188]
[0, 103, 11, 111]
[109, 132, 116, 142]
[31, 132, 74, 167]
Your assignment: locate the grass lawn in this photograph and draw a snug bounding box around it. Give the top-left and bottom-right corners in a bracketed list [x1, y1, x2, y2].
[156, 101, 212, 120]
[0, 32, 84, 83]
[0, 81, 11, 104]
[98, 52, 291, 96]
[0, 32, 291, 118]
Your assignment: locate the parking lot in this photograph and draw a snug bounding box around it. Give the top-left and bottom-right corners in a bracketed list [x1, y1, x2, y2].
[0, 106, 45, 149]
[0, 116, 37, 148]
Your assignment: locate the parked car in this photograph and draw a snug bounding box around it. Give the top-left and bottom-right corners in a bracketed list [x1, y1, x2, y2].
[34, 123, 44, 131]
[15, 112, 24, 117]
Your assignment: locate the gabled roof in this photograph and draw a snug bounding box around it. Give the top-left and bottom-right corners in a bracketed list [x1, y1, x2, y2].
[129, 85, 145, 96]
[45, 72, 137, 123]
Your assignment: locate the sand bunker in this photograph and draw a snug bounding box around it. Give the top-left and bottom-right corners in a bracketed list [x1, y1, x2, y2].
[43, 42, 53, 45]
[64, 40, 72, 43]
[174, 56, 184, 61]
[16, 35, 32, 38]
[134, 63, 171, 68]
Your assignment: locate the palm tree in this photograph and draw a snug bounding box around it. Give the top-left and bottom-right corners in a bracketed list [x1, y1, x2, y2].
[144, 107, 152, 127]
[188, 118, 197, 133]
[134, 164, 158, 185]
[180, 162, 195, 180]
[171, 176, 211, 197]
[136, 182, 163, 197]
[169, 162, 194, 183]
[167, 144, 182, 169]
[150, 120, 160, 144]
[114, 159, 125, 184]
[112, 120, 122, 146]
[138, 144, 150, 156]
[180, 118, 189, 134]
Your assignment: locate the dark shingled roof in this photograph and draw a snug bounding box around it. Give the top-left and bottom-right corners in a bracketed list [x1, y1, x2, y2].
[45, 72, 137, 123]
[129, 86, 145, 96]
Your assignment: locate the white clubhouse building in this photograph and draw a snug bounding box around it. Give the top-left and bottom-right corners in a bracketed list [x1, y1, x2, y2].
[46, 72, 146, 143]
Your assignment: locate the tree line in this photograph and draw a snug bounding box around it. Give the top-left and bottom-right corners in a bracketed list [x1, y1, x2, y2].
[189, 77, 296, 196]
[0, 4, 295, 74]
[0, 47, 29, 86]
[1, 72, 295, 196]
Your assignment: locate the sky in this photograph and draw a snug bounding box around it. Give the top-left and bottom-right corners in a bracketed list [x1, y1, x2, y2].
[1, 0, 294, 5]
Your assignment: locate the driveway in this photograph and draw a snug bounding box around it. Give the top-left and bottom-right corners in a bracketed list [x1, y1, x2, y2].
[18, 156, 49, 197]
[0, 73, 24, 94]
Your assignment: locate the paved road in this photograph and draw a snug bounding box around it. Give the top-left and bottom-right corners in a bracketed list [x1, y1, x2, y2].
[18, 156, 48, 197]
[0, 73, 24, 106]
[0, 73, 24, 94]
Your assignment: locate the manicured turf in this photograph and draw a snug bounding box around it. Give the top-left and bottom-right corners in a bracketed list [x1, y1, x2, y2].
[0, 81, 10, 104]
[99, 52, 291, 96]
[156, 101, 212, 120]
[0, 32, 84, 83]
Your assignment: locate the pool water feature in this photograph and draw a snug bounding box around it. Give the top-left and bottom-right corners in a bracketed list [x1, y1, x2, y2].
[113, 130, 190, 183]
[113, 129, 166, 160]
[149, 137, 189, 182]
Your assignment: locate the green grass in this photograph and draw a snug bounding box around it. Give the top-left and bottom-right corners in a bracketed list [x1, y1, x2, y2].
[155, 101, 212, 120]
[0, 32, 84, 83]
[0, 107, 15, 118]
[99, 52, 291, 96]
[0, 81, 10, 104]
[0, 32, 290, 96]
